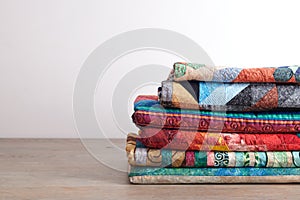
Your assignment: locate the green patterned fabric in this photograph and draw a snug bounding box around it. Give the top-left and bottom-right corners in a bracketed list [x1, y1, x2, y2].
[174, 63, 186, 78]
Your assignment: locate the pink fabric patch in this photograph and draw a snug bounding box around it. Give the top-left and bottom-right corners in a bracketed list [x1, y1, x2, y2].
[207, 152, 215, 167]
[185, 151, 195, 167]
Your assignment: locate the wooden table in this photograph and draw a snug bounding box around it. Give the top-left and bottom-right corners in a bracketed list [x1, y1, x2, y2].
[1, 139, 299, 200]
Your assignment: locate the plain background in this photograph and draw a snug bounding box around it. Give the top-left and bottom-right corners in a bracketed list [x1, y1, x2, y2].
[1, 0, 300, 138]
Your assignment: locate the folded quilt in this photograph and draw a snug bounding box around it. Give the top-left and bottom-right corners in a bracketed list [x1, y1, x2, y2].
[129, 166, 300, 176]
[129, 175, 300, 184]
[128, 166, 300, 184]
[139, 128, 300, 151]
[129, 166, 300, 184]
[132, 95, 300, 133]
[159, 81, 300, 111]
[169, 62, 300, 83]
[127, 134, 300, 167]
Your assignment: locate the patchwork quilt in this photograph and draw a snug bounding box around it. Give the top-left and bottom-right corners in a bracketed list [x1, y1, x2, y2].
[129, 166, 300, 184]
[159, 81, 300, 111]
[127, 133, 300, 167]
[132, 95, 300, 133]
[138, 129, 300, 151]
[169, 62, 300, 83]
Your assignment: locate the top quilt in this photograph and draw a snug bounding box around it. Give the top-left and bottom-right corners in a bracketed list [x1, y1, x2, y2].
[169, 62, 300, 83]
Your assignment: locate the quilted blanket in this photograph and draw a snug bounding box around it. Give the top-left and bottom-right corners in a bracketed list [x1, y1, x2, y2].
[132, 95, 300, 133]
[169, 62, 300, 83]
[129, 166, 300, 184]
[159, 81, 300, 111]
[127, 133, 300, 167]
[138, 128, 300, 151]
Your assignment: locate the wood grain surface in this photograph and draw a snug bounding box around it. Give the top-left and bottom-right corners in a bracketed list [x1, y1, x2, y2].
[0, 139, 300, 200]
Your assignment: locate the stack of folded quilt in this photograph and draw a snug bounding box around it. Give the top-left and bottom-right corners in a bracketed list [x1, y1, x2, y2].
[127, 62, 300, 184]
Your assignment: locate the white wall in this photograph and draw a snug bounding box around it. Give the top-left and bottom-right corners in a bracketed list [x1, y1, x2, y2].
[1, 0, 300, 138]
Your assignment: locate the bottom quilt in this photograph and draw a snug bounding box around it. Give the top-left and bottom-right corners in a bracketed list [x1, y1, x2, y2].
[129, 166, 300, 184]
